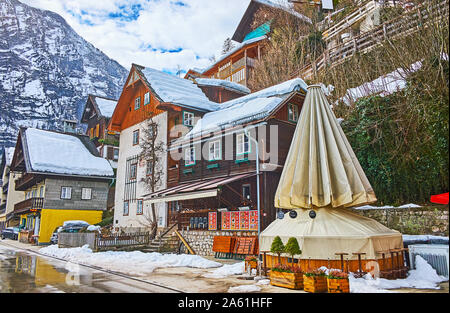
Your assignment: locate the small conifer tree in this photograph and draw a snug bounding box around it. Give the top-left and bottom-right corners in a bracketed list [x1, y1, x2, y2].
[284, 237, 302, 268]
[270, 236, 285, 264]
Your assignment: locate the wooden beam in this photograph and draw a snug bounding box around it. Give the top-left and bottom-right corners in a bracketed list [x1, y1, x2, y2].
[174, 229, 196, 255]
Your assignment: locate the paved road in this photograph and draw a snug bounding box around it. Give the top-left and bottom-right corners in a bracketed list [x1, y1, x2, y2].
[0, 240, 181, 293]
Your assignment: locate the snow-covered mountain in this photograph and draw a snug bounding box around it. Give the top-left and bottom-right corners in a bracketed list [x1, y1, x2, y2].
[0, 0, 128, 147]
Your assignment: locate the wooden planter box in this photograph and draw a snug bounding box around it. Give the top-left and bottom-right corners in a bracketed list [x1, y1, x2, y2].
[303, 275, 328, 293]
[269, 271, 304, 290]
[327, 277, 350, 293]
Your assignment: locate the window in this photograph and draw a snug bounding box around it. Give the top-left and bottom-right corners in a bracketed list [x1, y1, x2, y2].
[137, 199, 143, 215]
[144, 92, 150, 105]
[60, 187, 72, 200]
[185, 147, 196, 166]
[39, 186, 44, 198]
[146, 160, 153, 176]
[209, 140, 221, 161]
[183, 111, 194, 127]
[123, 201, 129, 216]
[130, 163, 137, 180]
[288, 104, 299, 122]
[132, 129, 139, 145]
[236, 133, 250, 156]
[81, 188, 92, 200]
[242, 184, 251, 200]
[134, 96, 141, 110]
[113, 148, 119, 161]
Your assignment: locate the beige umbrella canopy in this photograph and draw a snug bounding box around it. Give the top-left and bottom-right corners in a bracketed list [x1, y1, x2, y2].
[275, 85, 377, 210]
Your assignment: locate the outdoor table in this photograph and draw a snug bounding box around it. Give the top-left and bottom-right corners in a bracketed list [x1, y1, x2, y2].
[352, 252, 367, 278]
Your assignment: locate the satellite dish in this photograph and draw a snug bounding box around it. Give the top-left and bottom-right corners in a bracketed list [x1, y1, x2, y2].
[277, 211, 285, 219]
[289, 210, 297, 219]
[309, 210, 317, 219]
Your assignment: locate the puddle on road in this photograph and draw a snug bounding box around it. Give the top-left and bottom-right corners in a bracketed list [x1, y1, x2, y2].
[0, 247, 111, 293]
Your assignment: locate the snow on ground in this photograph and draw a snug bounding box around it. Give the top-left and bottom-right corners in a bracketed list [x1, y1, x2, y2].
[39, 245, 222, 277]
[203, 261, 245, 278]
[228, 284, 261, 293]
[350, 256, 448, 293]
[402, 234, 448, 243]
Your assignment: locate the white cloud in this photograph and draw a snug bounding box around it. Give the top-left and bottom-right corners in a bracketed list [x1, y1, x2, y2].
[21, 0, 251, 72]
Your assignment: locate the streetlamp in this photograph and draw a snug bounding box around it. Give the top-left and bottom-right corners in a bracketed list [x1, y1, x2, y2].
[244, 127, 261, 275]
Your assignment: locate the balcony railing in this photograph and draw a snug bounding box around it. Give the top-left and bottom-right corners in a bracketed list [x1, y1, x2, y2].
[14, 197, 44, 214]
[0, 203, 6, 215]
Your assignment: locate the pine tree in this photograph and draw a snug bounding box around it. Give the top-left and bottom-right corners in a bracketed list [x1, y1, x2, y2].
[221, 37, 235, 55]
[284, 237, 302, 267]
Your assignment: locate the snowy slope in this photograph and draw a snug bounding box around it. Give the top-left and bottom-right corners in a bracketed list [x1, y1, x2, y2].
[0, 0, 128, 147]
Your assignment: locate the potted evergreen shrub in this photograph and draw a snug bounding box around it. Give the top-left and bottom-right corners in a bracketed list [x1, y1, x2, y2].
[326, 270, 350, 293]
[303, 268, 328, 293]
[268, 237, 304, 290]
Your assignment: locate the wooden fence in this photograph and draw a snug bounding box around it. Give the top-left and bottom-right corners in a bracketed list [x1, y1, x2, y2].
[58, 232, 150, 252]
[292, 0, 449, 80]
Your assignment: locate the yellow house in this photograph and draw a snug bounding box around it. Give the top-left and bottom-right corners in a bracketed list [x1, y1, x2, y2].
[10, 127, 114, 244]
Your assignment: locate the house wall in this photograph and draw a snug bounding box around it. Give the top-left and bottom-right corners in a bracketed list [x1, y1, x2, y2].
[43, 177, 110, 211]
[5, 171, 25, 226]
[113, 113, 168, 230]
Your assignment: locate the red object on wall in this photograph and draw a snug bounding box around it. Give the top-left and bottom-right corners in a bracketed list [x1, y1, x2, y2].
[430, 192, 449, 204]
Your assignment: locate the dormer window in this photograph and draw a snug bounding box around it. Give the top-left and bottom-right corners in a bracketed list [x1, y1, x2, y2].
[134, 97, 141, 110]
[183, 111, 194, 127]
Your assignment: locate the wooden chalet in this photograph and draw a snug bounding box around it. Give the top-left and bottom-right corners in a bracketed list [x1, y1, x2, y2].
[183, 0, 311, 89]
[108, 64, 248, 230]
[9, 127, 114, 244]
[145, 78, 308, 236]
[81, 95, 119, 167]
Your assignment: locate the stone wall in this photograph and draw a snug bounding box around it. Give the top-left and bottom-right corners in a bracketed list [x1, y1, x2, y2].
[352, 206, 449, 236]
[180, 230, 257, 256]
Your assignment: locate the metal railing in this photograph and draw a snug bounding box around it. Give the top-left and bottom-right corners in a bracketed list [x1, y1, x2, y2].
[94, 232, 150, 251]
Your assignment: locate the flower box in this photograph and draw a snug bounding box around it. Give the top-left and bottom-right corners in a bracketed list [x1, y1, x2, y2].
[269, 271, 304, 290]
[327, 278, 350, 293]
[303, 275, 328, 293]
[245, 258, 258, 272]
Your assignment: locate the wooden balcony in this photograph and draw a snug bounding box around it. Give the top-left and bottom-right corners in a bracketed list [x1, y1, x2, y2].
[14, 197, 44, 215]
[15, 173, 44, 191]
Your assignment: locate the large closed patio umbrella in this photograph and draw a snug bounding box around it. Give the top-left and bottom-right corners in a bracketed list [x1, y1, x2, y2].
[274, 84, 377, 209]
[261, 85, 402, 265]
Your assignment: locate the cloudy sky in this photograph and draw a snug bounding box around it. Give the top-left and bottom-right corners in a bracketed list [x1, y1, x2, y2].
[22, 0, 251, 74]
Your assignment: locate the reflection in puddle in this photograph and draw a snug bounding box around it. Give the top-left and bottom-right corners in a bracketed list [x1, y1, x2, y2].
[0, 249, 96, 293]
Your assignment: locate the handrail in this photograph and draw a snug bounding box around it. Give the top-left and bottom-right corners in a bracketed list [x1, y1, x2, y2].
[174, 229, 196, 255]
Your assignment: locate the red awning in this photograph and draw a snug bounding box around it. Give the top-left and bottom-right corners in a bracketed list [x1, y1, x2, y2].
[430, 192, 449, 205]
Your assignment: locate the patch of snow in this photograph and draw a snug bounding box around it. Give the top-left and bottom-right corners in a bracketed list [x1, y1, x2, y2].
[255, 279, 270, 285]
[94, 97, 117, 118]
[203, 261, 245, 278]
[39, 245, 222, 277]
[63, 220, 90, 227]
[4, 147, 15, 166]
[140, 67, 219, 112]
[195, 78, 251, 94]
[402, 235, 449, 243]
[25, 128, 114, 177]
[228, 284, 261, 293]
[353, 203, 423, 210]
[86, 225, 101, 232]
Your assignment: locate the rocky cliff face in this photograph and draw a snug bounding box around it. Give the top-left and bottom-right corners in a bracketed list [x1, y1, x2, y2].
[0, 0, 128, 147]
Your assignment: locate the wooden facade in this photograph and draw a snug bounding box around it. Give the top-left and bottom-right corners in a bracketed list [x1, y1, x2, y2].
[160, 92, 305, 231]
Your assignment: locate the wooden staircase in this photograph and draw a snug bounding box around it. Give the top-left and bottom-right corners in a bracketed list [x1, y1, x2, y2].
[140, 223, 180, 253]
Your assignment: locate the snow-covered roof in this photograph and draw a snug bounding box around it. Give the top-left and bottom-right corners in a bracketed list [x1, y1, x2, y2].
[138, 67, 219, 112]
[23, 128, 114, 177]
[254, 0, 312, 24]
[93, 96, 117, 118]
[201, 36, 267, 75]
[4, 147, 15, 167]
[184, 77, 308, 138]
[195, 78, 251, 94]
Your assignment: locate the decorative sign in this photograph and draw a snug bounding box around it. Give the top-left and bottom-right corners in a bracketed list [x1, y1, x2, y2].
[221, 211, 231, 230]
[230, 211, 240, 230]
[208, 212, 217, 230]
[220, 210, 258, 231]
